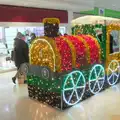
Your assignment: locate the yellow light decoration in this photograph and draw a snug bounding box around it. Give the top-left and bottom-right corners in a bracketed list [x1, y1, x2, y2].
[60, 36, 76, 68]
[106, 24, 120, 72]
[30, 38, 56, 72]
[76, 35, 91, 63]
[43, 18, 60, 24]
[87, 35, 101, 63]
[40, 36, 62, 72]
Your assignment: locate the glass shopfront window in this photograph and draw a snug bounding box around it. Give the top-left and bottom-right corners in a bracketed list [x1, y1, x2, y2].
[5, 27, 18, 54]
[0, 25, 66, 72]
[0, 27, 8, 55]
[59, 27, 66, 35]
[1, 26, 66, 55]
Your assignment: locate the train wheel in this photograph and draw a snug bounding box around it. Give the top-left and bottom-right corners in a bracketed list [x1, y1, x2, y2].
[63, 70, 86, 106]
[89, 64, 105, 94]
[107, 60, 120, 86]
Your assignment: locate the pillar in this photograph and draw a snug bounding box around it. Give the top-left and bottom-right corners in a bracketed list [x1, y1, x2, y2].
[67, 10, 73, 35]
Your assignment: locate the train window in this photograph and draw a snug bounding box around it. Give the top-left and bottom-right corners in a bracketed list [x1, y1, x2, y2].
[110, 30, 120, 54]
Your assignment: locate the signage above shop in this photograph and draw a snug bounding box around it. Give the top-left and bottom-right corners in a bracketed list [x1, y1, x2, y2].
[99, 8, 105, 16]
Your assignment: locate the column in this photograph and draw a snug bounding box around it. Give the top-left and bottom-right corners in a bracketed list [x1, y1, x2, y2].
[67, 10, 73, 35]
[2, 27, 6, 44]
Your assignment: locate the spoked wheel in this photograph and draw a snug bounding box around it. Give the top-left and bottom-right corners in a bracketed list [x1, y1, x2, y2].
[19, 63, 29, 74]
[107, 60, 120, 86]
[89, 64, 105, 94]
[63, 70, 86, 106]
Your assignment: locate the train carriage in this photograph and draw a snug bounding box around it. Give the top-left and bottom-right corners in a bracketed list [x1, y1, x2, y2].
[20, 18, 120, 110]
[106, 25, 120, 85]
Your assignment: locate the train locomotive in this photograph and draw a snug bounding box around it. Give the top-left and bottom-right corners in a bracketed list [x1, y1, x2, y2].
[22, 18, 120, 110]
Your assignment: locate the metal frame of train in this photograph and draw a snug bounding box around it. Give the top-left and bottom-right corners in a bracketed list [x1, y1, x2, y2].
[20, 23, 120, 110]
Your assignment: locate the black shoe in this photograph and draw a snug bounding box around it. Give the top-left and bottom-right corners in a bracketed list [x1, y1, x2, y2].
[12, 77, 16, 84]
[24, 80, 27, 84]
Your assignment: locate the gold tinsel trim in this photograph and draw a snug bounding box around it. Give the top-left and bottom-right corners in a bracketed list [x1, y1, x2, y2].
[43, 36, 62, 72]
[29, 37, 40, 64]
[29, 37, 56, 72]
[43, 18, 60, 24]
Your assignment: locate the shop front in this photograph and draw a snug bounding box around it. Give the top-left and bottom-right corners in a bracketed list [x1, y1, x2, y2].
[0, 5, 68, 72]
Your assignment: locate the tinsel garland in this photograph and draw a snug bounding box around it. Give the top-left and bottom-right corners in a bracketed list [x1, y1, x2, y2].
[55, 37, 73, 71]
[43, 18, 60, 24]
[80, 35, 100, 64]
[65, 35, 87, 68]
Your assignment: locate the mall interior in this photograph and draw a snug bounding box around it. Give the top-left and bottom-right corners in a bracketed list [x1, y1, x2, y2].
[0, 0, 120, 120]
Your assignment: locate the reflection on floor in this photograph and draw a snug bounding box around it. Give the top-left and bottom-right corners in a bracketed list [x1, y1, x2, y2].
[0, 72, 120, 120]
[0, 55, 16, 73]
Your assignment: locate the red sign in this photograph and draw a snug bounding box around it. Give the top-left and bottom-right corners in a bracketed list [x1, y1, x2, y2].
[0, 5, 68, 23]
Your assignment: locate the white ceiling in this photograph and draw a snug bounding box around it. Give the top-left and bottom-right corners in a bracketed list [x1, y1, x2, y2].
[95, 0, 120, 11]
[0, 0, 94, 12]
[0, 0, 119, 12]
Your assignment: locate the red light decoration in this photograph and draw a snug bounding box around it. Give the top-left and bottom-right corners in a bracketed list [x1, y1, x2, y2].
[30, 35, 101, 72]
[80, 35, 100, 64]
[55, 37, 72, 72]
[64, 35, 87, 68]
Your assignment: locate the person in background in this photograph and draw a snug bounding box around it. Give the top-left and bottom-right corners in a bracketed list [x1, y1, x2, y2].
[25, 33, 30, 43]
[12, 32, 29, 84]
[21, 34, 26, 41]
[16, 32, 23, 40]
[64, 33, 68, 36]
[30, 33, 36, 44]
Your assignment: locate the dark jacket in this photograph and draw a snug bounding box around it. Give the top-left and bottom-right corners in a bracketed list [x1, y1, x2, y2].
[14, 38, 29, 68]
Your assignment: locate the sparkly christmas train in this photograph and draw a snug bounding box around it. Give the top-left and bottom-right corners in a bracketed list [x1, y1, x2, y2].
[25, 18, 120, 110]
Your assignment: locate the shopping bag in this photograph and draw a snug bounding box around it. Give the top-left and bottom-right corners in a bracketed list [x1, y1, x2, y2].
[17, 73, 26, 84]
[16, 63, 29, 84]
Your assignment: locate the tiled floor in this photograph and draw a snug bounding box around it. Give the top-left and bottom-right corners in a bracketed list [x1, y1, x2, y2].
[0, 72, 120, 120]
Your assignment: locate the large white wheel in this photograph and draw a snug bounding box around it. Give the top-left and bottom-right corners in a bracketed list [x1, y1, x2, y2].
[107, 60, 120, 86]
[89, 64, 105, 94]
[63, 71, 86, 106]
